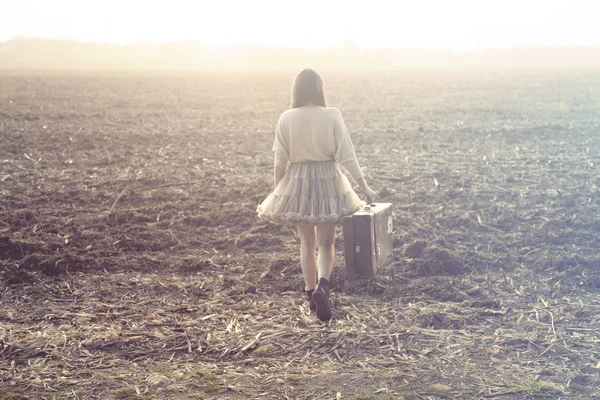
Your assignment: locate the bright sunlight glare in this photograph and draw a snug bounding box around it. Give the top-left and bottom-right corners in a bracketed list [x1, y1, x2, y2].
[0, 0, 598, 51]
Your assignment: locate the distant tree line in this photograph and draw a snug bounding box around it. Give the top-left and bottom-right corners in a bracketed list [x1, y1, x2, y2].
[1, 38, 600, 71]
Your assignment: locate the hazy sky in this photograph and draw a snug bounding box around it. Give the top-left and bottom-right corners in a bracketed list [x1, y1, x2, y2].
[0, 0, 598, 51]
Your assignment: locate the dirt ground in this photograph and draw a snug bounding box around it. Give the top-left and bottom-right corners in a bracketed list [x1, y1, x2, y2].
[1, 69, 600, 399]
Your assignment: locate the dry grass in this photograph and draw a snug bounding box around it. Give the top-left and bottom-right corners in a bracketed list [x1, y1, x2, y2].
[1, 70, 600, 399]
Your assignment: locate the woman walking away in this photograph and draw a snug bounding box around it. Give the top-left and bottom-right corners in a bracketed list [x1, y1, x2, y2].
[257, 68, 376, 322]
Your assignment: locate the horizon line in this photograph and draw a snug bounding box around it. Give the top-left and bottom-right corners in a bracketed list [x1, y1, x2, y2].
[2, 36, 600, 53]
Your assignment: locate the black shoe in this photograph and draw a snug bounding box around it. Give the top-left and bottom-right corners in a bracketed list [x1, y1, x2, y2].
[306, 289, 316, 313]
[312, 278, 331, 322]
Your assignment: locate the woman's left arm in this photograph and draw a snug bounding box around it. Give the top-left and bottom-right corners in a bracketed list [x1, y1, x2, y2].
[273, 114, 289, 188]
[274, 163, 286, 188]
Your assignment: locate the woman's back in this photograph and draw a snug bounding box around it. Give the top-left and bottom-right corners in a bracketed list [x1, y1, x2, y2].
[277, 105, 338, 163]
[275, 106, 362, 181]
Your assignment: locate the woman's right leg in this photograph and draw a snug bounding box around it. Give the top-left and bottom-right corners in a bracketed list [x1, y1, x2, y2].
[311, 222, 336, 322]
[316, 222, 337, 281]
[297, 224, 317, 291]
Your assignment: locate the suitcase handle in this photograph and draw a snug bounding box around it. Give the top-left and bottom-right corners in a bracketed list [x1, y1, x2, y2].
[364, 203, 376, 210]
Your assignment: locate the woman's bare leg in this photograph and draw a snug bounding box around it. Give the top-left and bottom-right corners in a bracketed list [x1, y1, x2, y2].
[311, 222, 336, 321]
[297, 224, 317, 291]
[316, 222, 337, 281]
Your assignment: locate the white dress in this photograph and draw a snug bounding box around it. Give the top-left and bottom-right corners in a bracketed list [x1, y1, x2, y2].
[257, 106, 365, 225]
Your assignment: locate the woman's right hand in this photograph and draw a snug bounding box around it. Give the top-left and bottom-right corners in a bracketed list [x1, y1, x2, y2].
[363, 186, 376, 204]
[357, 177, 376, 203]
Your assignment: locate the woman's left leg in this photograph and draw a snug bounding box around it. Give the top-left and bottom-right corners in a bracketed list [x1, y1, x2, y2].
[297, 224, 317, 291]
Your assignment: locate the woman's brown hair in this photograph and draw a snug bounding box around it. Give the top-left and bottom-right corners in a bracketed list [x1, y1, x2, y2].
[291, 68, 326, 108]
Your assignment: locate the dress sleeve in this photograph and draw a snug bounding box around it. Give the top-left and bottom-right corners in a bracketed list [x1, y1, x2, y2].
[333, 109, 364, 181]
[272, 114, 290, 167]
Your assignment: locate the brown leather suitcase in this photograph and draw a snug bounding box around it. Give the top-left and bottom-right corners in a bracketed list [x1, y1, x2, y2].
[342, 203, 393, 279]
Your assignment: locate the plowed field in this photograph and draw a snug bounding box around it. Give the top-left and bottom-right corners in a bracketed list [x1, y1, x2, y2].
[1, 70, 599, 399]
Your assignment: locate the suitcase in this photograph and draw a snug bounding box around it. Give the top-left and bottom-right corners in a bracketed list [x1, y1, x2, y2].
[342, 203, 393, 279]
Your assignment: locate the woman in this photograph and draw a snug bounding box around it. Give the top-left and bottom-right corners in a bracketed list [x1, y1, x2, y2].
[257, 68, 376, 321]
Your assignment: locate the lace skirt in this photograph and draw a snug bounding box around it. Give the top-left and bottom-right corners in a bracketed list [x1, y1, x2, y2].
[257, 160, 365, 225]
